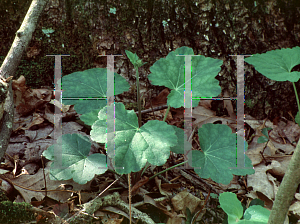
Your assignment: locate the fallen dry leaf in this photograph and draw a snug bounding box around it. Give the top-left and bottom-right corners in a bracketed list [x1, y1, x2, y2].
[5, 162, 92, 203]
[145, 88, 169, 109]
[12, 75, 52, 116]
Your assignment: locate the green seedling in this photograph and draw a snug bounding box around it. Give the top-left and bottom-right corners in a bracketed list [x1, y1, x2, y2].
[257, 127, 272, 143]
[125, 50, 147, 127]
[219, 192, 269, 224]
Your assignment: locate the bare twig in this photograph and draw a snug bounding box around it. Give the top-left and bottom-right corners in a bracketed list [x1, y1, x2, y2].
[134, 104, 168, 115]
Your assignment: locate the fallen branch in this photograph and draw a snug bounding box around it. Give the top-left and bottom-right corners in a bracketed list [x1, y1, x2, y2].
[67, 191, 155, 224]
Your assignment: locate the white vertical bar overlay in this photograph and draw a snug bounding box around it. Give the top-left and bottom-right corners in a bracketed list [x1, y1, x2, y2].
[229, 55, 252, 169]
[106, 55, 115, 171]
[176, 55, 197, 169]
[48, 55, 69, 168]
[104, 55, 124, 171]
[184, 56, 193, 169]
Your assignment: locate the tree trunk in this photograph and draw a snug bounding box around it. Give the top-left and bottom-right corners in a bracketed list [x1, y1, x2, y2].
[0, 0, 50, 161]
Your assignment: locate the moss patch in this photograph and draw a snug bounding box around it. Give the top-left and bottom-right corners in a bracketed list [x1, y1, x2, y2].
[0, 201, 35, 224]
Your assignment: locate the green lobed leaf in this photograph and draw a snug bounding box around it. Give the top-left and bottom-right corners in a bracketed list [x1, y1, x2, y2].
[82, 109, 192, 154]
[230, 151, 255, 176]
[148, 46, 222, 108]
[257, 127, 272, 143]
[43, 134, 107, 184]
[261, 127, 272, 138]
[189, 123, 254, 185]
[170, 125, 191, 154]
[62, 68, 129, 115]
[244, 46, 300, 82]
[241, 205, 270, 223]
[219, 192, 243, 223]
[80, 108, 100, 126]
[90, 102, 178, 174]
[257, 136, 268, 144]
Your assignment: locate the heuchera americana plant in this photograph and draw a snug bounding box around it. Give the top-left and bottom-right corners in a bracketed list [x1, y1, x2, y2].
[43, 46, 254, 185]
[42, 46, 256, 221]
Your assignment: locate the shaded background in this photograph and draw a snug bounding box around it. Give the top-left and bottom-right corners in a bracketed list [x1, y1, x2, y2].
[0, 0, 300, 121]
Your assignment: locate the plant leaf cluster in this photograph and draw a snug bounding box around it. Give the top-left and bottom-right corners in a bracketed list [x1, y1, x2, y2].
[43, 46, 254, 185]
[219, 192, 269, 224]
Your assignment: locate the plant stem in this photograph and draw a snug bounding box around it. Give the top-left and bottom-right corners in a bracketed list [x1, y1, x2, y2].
[163, 105, 171, 122]
[267, 137, 300, 224]
[292, 82, 300, 113]
[268, 83, 300, 223]
[135, 67, 142, 127]
[141, 162, 151, 177]
[148, 161, 188, 181]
